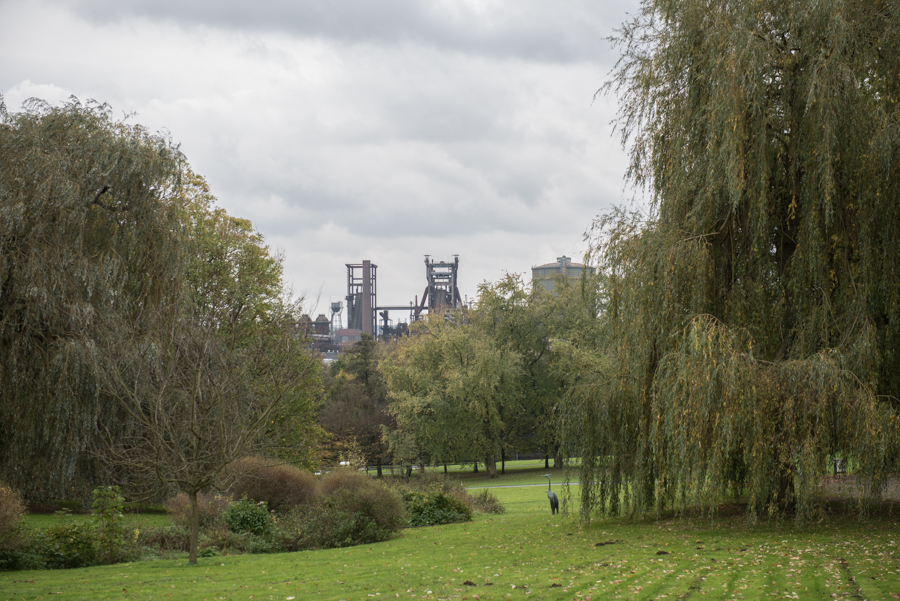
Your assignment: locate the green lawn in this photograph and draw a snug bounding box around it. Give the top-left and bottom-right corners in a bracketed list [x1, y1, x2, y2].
[4, 483, 900, 600]
[20, 512, 170, 531]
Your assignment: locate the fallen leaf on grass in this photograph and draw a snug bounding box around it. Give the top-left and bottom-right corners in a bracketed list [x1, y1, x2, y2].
[463, 581, 476, 586]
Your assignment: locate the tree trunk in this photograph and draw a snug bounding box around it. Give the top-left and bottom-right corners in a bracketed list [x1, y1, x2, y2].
[771, 443, 797, 512]
[544, 454, 549, 469]
[405, 464, 413, 479]
[376, 457, 382, 478]
[501, 447, 506, 475]
[484, 455, 498, 478]
[443, 462, 448, 474]
[553, 448, 563, 469]
[188, 490, 199, 564]
[473, 461, 479, 474]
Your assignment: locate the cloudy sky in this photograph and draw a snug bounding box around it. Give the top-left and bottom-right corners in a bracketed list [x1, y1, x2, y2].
[1, 0, 641, 325]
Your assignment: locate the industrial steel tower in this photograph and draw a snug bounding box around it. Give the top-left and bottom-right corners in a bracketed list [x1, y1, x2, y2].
[345, 260, 376, 336]
[414, 255, 462, 318]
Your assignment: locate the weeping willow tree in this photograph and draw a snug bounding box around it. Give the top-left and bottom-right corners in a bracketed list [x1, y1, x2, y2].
[562, 0, 900, 520]
[0, 98, 185, 501]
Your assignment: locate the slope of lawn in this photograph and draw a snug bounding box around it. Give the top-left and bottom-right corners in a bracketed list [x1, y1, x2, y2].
[3, 483, 900, 600]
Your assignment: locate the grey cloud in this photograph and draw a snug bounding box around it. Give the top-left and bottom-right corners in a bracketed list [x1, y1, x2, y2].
[54, 0, 630, 62]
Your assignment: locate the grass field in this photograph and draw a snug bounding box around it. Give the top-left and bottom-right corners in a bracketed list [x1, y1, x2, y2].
[20, 512, 171, 531]
[4, 480, 900, 600]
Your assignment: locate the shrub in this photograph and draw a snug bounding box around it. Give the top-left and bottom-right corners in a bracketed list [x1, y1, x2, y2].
[0, 546, 44, 571]
[400, 487, 473, 527]
[226, 457, 317, 511]
[34, 521, 99, 569]
[277, 469, 406, 550]
[277, 504, 395, 551]
[136, 524, 191, 553]
[166, 492, 229, 529]
[391, 474, 476, 526]
[224, 497, 271, 535]
[92, 486, 125, 564]
[472, 489, 506, 514]
[434, 478, 476, 515]
[320, 470, 407, 532]
[0, 481, 25, 550]
[202, 525, 281, 555]
[317, 468, 371, 497]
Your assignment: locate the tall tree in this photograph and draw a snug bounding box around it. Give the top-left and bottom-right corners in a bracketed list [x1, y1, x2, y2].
[0, 98, 184, 501]
[319, 334, 393, 474]
[564, 0, 900, 520]
[96, 171, 321, 563]
[476, 274, 566, 468]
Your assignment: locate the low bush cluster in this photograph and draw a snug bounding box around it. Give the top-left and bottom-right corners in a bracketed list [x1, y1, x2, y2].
[400, 488, 473, 526]
[160, 467, 407, 555]
[1, 463, 505, 571]
[0, 484, 146, 571]
[280, 470, 406, 550]
[391, 472, 505, 526]
[135, 524, 191, 553]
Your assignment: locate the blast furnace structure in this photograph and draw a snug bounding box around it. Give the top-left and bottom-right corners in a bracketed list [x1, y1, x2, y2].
[414, 255, 463, 318]
[342, 255, 464, 340]
[345, 260, 377, 337]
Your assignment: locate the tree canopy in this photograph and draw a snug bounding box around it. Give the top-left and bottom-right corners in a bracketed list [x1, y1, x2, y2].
[380, 274, 592, 477]
[0, 98, 321, 510]
[0, 98, 185, 500]
[562, 0, 900, 521]
[381, 312, 523, 477]
[319, 334, 393, 472]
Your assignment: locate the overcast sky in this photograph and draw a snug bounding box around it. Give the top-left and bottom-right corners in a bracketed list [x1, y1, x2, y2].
[1, 0, 642, 326]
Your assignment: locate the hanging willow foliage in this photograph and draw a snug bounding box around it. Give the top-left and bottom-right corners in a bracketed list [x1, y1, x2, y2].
[0, 98, 185, 501]
[562, 0, 900, 521]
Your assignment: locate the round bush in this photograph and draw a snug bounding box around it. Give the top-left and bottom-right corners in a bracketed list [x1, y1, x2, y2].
[226, 457, 317, 511]
[276, 469, 406, 550]
[320, 469, 407, 531]
[401, 488, 473, 527]
[317, 468, 371, 497]
[224, 497, 271, 535]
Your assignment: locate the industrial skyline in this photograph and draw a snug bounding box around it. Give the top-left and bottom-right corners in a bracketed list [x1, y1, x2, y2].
[1, 0, 644, 309]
